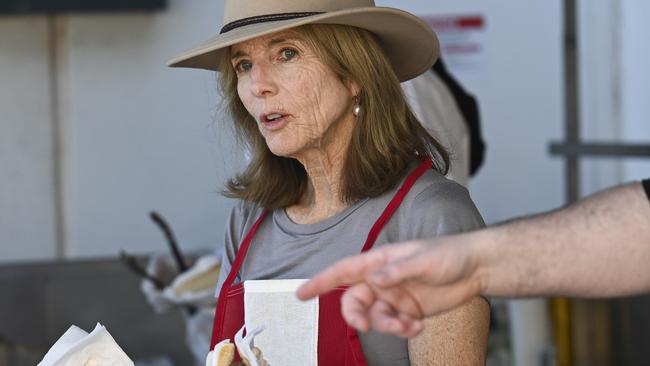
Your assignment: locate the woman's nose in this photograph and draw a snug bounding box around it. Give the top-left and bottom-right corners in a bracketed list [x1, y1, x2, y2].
[249, 63, 278, 98]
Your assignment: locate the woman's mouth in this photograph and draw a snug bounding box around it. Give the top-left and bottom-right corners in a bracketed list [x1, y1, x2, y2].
[260, 113, 290, 131]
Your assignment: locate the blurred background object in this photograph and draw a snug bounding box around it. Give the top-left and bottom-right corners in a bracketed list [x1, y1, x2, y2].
[0, 259, 192, 365]
[0, 0, 166, 14]
[1, 0, 649, 365]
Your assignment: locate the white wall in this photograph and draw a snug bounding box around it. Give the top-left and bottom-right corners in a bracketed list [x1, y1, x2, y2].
[620, 0, 650, 181]
[0, 0, 566, 260]
[578, 0, 650, 195]
[0, 16, 59, 261]
[2, 0, 645, 264]
[59, 0, 239, 258]
[578, 0, 625, 196]
[0, 1, 242, 262]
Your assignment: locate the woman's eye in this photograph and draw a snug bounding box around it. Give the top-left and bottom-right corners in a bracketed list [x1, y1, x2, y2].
[280, 48, 298, 61]
[235, 60, 252, 73]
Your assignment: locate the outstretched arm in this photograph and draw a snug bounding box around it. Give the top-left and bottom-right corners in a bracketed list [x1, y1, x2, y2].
[480, 180, 650, 298]
[297, 180, 650, 337]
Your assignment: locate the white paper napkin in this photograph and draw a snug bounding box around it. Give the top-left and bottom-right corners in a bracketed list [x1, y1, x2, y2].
[38, 323, 134, 366]
[244, 279, 318, 366]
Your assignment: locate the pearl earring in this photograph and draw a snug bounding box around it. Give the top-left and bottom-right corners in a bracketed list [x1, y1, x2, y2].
[353, 97, 361, 117]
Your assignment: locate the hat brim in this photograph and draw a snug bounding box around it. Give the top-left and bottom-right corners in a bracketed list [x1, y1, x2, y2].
[167, 7, 439, 82]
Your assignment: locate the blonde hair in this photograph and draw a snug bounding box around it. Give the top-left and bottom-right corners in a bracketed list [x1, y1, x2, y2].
[219, 24, 449, 210]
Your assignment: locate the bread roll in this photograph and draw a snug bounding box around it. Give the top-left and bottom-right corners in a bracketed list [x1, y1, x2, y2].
[205, 339, 235, 366]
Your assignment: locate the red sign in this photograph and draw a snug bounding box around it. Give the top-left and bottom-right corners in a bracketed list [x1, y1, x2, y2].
[422, 15, 485, 32]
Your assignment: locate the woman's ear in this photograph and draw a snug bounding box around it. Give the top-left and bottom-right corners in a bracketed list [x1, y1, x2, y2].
[345, 79, 361, 98]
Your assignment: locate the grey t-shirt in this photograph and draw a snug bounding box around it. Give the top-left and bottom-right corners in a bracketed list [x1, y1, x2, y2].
[217, 165, 485, 366]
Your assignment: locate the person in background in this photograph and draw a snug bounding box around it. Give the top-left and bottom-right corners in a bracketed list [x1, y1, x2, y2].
[298, 179, 650, 338]
[403, 59, 485, 187]
[160, 0, 491, 364]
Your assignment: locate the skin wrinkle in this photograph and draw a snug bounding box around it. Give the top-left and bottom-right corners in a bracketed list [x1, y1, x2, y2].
[233, 31, 359, 224]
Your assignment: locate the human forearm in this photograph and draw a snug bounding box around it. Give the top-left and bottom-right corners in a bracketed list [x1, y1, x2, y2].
[477, 182, 650, 298]
[297, 182, 650, 336]
[408, 297, 489, 365]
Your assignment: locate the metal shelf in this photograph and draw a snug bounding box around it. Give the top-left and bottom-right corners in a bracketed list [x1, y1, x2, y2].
[550, 142, 650, 158]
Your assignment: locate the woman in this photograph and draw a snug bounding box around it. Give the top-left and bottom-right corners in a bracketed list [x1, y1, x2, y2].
[169, 0, 489, 365]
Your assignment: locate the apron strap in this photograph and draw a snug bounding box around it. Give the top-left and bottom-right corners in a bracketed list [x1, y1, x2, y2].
[212, 211, 269, 347]
[219, 210, 270, 292]
[347, 325, 369, 366]
[361, 157, 433, 253]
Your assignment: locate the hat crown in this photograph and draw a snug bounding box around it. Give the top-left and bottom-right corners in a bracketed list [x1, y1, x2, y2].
[223, 0, 376, 25]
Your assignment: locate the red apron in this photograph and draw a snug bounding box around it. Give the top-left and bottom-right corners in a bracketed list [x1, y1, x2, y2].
[210, 158, 433, 365]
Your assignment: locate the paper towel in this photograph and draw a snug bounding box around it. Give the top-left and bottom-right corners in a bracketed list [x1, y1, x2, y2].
[244, 279, 318, 366]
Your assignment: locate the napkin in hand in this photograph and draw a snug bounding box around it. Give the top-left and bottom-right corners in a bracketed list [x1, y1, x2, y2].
[38, 323, 134, 366]
[244, 279, 318, 366]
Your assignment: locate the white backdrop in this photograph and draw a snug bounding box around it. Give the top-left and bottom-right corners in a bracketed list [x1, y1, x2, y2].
[0, 17, 58, 261]
[1, 0, 647, 263]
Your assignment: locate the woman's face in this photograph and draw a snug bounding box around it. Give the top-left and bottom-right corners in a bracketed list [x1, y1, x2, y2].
[231, 30, 358, 158]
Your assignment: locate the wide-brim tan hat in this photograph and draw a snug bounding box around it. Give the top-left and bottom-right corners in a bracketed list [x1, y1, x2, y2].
[168, 0, 439, 82]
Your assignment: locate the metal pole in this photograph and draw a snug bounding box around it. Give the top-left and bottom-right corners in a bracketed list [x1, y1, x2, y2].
[551, 1, 580, 366]
[564, 0, 580, 203]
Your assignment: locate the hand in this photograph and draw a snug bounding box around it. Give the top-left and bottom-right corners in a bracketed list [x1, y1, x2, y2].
[296, 236, 484, 337]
